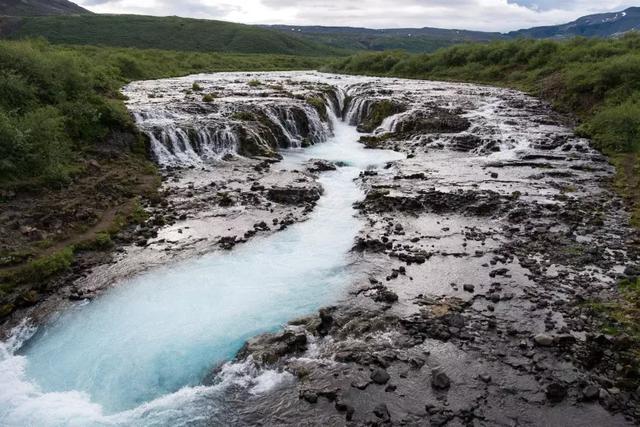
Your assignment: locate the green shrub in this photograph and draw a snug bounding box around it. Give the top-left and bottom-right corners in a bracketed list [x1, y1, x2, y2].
[16, 247, 74, 285]
[586, 101, 640, 152]
[248, 79, 262, 87]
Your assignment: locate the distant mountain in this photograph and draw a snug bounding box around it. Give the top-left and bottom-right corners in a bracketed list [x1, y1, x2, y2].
[510, 7, 640, 39]
[0, 0, 90, 16]
[263, 25, 502, 53]
[0, 14, 345, 56]
[265, 7, 640, 53]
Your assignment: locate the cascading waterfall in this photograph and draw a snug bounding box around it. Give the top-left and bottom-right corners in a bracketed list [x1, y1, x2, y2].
[136, 100, 332, 167]
[345, 96, 372, 126]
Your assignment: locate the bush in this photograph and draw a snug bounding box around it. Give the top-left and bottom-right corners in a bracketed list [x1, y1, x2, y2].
[16, 247, 74, 285]
[587, 101, 640, 153]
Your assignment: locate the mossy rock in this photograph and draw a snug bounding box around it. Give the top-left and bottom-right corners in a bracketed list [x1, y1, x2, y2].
[358, 100, 407, 133]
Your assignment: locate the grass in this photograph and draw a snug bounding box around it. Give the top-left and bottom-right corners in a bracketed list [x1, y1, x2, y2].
[1, 15, 345, 56]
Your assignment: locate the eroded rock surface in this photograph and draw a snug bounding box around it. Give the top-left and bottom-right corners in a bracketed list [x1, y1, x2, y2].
[214, 74, 640, 426]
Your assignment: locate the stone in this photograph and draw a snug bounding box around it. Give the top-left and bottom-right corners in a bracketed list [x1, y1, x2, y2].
[373, 403, 390, 420]
[582, 385, 599, 401]
[479, 373, 492, 383]
[431, 369, 451, 390]
[463, 284, 475, 293]
[370, 368, 391, 385]
[533, 334, 554, 347]
[300, 390, 318, 403]
[545, 383, 567, 403]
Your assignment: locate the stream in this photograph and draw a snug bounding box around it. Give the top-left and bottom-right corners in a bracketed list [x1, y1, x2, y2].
[0, 89, 402, 425]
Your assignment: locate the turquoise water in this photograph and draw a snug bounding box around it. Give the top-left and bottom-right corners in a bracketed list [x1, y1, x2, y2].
[0, 114, 402, 426]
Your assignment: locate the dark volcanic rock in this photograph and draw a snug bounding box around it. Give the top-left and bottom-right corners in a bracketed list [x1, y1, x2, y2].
[237, 329, 307, 365]
[267, 185, 322, 205]
[371, 368, 391, 385]
[395, 108, 471, 135]
[431, 369, 451, 390]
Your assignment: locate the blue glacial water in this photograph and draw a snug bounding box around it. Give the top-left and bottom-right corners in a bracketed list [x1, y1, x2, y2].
[0, 112, 403, 427]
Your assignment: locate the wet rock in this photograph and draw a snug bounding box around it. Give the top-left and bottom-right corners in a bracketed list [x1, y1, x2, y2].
[371, 368, 391, 385]
[316, 308, 334, 336]
[300, 390, 318, 403]
[545, 383, 567, 403]
[374, 288, 399, 304]
[534, 334, 554, 347]
[238, 329, 307, 365]
[266, 185, 321, 205]
[373, 403, 390, 421]
[431, 369, 451, 390]
[582, 385, 600, 401]
[395, 108, 471, 135]
[307, 159, 337, 173]
[450, 134, 483, 152]
[479, 373, 492, 383]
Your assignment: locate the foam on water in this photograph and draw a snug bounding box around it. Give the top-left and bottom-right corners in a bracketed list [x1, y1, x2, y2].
[0, 104, 402, 426]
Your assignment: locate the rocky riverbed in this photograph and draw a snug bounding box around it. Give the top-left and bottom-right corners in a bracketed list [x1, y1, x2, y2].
[1, 72, 639, 426]
[205, 74, 640, 426]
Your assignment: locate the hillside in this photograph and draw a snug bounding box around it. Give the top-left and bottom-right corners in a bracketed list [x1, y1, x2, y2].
[0, 0, 89, 16]
[266, 7, 640, 52]
[0, 14, 345, 56]
[510, 7, 640, 38]
[264, 25, 502, 53]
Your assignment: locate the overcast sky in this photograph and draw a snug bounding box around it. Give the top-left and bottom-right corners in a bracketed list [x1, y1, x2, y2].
[74, 0, 637, 32]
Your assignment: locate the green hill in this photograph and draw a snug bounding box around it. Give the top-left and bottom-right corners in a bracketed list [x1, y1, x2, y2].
[262, 25, 502, 53]
[0, 0, 89, 16]
[0, 14, 346, 56]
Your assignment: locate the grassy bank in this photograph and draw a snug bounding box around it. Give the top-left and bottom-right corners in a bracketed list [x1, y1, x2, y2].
[0, 39, 329, 317]
[326, 34, 640, 344]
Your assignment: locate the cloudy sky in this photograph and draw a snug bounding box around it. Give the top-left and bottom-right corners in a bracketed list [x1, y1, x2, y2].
[74, 0, 637, 32]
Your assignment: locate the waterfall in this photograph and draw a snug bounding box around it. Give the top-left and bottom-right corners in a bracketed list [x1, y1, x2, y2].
[344, 97, 372, 126]
[132, 101, 331, 167]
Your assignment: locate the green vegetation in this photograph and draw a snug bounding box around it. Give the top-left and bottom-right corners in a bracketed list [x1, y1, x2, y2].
[264, 25, 501, 54]
[15, 247, 74, 285]
[247, 79, 262, 87]
[1, 15, 345, 56]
